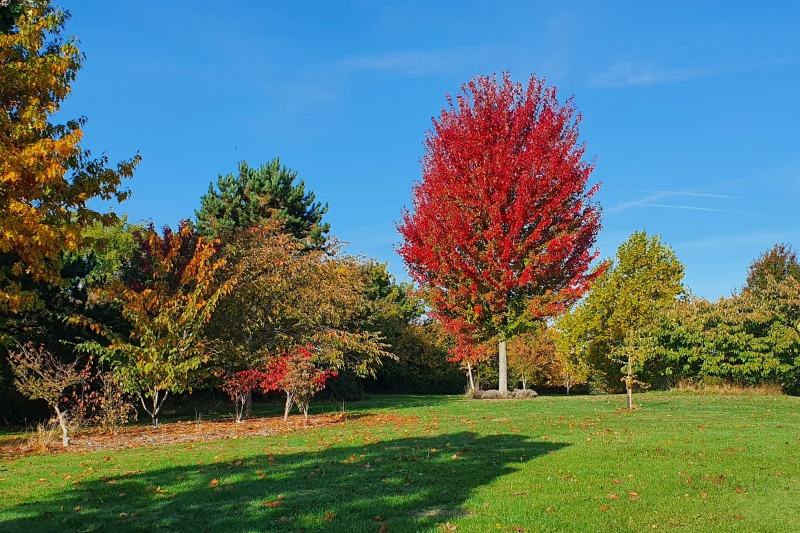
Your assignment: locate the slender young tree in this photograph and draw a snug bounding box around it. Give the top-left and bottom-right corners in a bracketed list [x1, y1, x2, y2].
[559, 231, 685, 407]
[398, 73, 603, 392]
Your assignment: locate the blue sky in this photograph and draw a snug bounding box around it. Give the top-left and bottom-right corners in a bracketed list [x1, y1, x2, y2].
[61, 1, 800, 300]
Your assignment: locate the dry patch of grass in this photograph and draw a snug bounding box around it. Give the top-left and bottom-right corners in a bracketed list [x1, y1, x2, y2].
[0, 413, 349, 456]
[673, 380, 784, 395]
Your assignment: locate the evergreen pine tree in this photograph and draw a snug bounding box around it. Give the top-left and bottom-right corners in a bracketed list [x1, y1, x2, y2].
[195, 159, 329, 246]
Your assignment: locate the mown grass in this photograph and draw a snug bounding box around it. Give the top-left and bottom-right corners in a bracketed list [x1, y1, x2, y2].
[1, 392, 799, 532]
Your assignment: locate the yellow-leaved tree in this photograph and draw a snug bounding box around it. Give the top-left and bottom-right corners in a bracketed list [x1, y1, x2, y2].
[0, 1, 138, 312]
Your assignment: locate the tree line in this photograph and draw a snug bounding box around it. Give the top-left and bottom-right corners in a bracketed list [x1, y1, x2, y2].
[0, 2, 461, 441]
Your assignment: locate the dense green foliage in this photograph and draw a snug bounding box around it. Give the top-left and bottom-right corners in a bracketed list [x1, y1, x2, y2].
[195, 159, 329, 246]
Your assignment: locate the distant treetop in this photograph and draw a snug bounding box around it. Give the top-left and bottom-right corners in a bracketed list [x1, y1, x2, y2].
[195, 159, 329, 246]
[746, 243, 800, 292]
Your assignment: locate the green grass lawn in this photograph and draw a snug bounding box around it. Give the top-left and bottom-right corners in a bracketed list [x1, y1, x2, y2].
[1, 392, 799, 532]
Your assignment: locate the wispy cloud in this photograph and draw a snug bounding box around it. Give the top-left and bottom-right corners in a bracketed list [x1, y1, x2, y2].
[634, 203, 753, 214]
[606, 188, 736, 199]
[589, 57, 795, 88]
[337, 48, 492, 76]
[606, 189, 745, 214]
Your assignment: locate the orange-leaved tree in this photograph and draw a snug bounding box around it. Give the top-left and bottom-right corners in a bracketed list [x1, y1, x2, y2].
[93, 222, 234, 428]
[507, 328, 556, 390]
[0, 1, 138, 312]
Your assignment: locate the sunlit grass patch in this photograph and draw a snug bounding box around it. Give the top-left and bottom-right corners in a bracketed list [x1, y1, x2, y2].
[1, 391, 798, 532]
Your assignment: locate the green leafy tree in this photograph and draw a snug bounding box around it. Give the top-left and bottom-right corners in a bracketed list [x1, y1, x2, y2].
[195, 159, 329, 246]
[559, 231, 685, 407]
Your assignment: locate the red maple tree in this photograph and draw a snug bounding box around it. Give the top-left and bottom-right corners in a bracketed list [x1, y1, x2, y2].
[398, 73, 603, 392]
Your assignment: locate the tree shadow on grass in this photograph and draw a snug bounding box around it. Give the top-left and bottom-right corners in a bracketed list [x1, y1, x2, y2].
[3, 432, 567, 533]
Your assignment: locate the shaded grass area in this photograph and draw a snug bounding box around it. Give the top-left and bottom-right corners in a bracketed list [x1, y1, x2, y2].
[1, 392, 800, 532]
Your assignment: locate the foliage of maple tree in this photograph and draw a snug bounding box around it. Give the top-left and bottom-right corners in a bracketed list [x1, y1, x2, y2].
[0, 1, 138, 312]
[507, 328, 556, 390]
[398, 73, 603, 392]
[91, 223, 234, 428]
[195, 159, 329, 246]
[549, 327, 589, 394]
[277, 345, 337, 422]
[7, 342, 91, 446]
[222, 369, 268, 423]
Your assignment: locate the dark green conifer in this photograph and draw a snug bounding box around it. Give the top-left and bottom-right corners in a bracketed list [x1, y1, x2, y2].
[195, 159, 329, 246]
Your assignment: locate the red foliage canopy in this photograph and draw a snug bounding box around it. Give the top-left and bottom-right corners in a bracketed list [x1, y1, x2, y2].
[398, 73, 604, 339]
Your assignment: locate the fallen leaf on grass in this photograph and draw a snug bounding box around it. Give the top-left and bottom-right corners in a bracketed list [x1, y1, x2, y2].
[700, 492, 708, 499]
[735, 486, 744, 494]
[607, 493, 619, 500]
[378, 524, 389, 533]
[513, 491, 528, 496]
[262, 500, 282, 507]
[375, 515, 384, 521]
[628, 491, 640, 500]
[322, 510, 336, 521]
[513, 527, 526, 532]
[439, 523, 457, 531]
[209, 479, 219, 487]
[599, 504, 611, 511]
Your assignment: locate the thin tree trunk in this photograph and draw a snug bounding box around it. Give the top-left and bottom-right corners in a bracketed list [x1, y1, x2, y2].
[522, 373, 527, 390]
[53, 404, 70, 447]
[139, 389, 168, 428]
[498, 339, 508, 393]
[626, 355, 633, 410]
[245, 390, 253, 417]
[466, 360, 476, 392]
[565, 376, 571, 395]
[284, 392, 295, 422]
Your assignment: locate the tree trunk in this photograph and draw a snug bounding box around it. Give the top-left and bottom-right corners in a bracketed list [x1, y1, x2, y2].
[565, 376, 571, 395]
[53, 404, 70, 447]
[466, 360, 476, 392]
[139, 389, 168, 429]
[522, 373, 527, 390]
[283, 392, 295, 422]
[626, 355, 633, 410]
[498, 339, 508, 393]
[245, 389, 253, 417]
